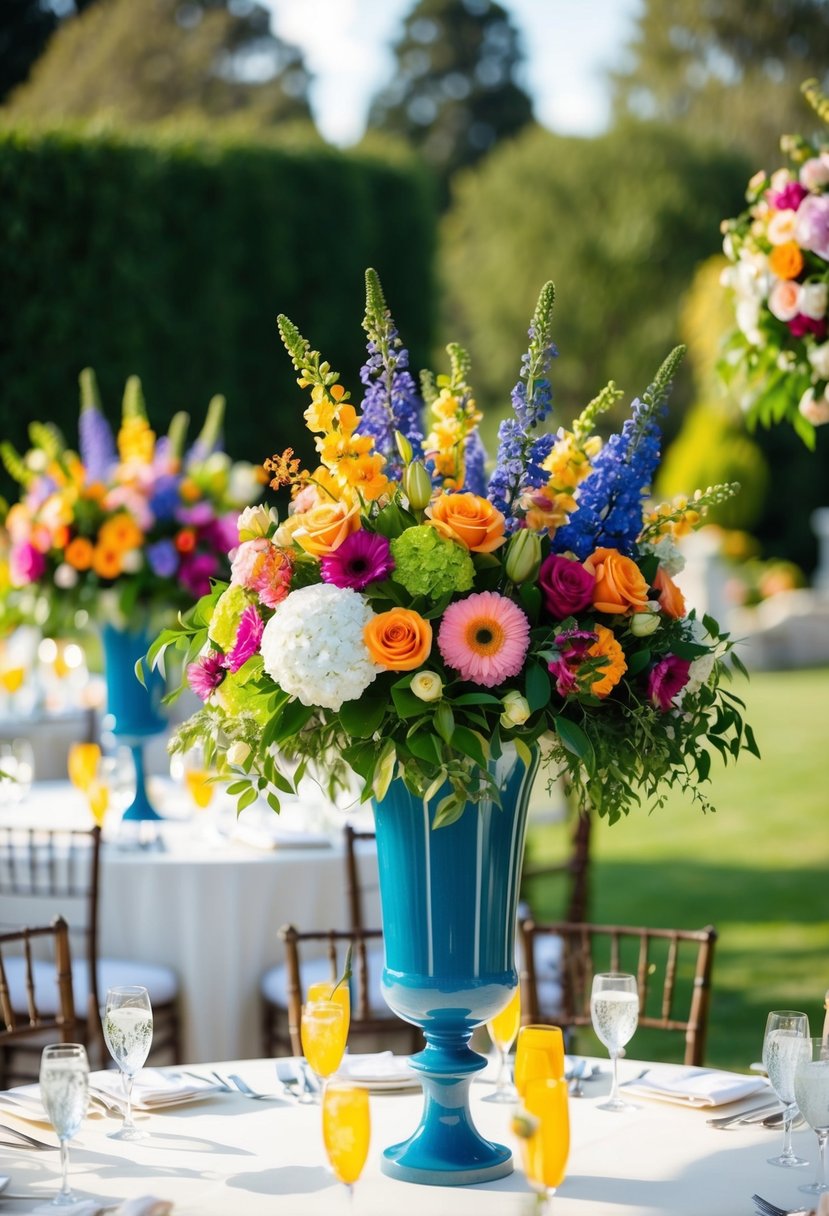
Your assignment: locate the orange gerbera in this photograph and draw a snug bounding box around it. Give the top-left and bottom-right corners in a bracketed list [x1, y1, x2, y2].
[64, 536, 94, 571]
[98, 512, 143, 552]
[586, 624, 627, 698]
[91, 544, 122, 580]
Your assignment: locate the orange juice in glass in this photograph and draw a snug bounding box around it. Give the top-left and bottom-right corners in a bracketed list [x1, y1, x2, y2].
[0, 665, 25, 695]
[322, 1081, 371, 1199]
[486, 985, 521, 1102]
[307, 980, 351, 1039]
[518, 1077, 570, 1211]
[68, 742, 101, 793]
[184, 767, 214, 809]
[301, 1000, 348, 1097]
[514, 1025, 565, 1098]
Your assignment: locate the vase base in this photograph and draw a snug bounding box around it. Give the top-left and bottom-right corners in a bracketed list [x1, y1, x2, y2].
[380, 1143, 512, 1187]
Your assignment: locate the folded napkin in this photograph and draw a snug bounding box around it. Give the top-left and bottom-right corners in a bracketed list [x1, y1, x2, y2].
[0, 1087, 106, 1123]
[88, 1068, 221, 1110]
[338, 1052, 418, 1088]
[31, 1195, 172, 1216]
[622, 1065, 768, 1107]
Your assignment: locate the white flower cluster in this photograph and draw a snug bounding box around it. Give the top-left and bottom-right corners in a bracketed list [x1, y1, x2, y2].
[680, 615, 717, 699]
[639, 535, 685, 577]
[260, 583, 379, 711]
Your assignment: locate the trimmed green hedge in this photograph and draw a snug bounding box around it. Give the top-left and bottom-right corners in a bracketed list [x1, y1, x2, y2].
[0, 126, 437, 474]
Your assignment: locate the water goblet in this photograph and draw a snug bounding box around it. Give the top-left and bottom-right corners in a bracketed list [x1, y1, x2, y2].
[39, 1043, 89, 1207]
[514, 1025, 566, 1099]
[516, 1076, 570, 1213]
[794, 1037, 829, 1193]
[762, 1009, 810, 1167]
[322, 1080, 371, 1203]
[485, 986, 522, 1102]
[590, 972, 639, 1112]
[300, 999, 348, 1102]
[102, 985, 153, 1140]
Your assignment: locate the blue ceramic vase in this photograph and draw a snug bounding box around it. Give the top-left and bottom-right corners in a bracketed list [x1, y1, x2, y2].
[101, 624, 166, 822]
[372, 743, 540, 1186]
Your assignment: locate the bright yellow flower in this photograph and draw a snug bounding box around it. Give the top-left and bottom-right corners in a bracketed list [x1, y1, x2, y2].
[304, 385, 337, 433]
[339, 453, 390, 502]
[117, 415, 155, 464]
[180, 477, 200, 503]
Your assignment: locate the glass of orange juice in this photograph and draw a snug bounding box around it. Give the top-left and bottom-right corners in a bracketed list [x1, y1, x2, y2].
[514, 1025, 565, 1099]
[485, 985, 521, 1102]
[181, 744, 215, 811]
[68, 742, 101, 792]
[301, 1000, 348, 1102]
[307, 980, 351, 1040]
[516, 1077, 570, 1212]
[322, 1081, 370, 1201]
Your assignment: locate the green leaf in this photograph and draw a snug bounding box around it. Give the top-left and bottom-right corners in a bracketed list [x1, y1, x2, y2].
[272, 698, 314, 743]
[406, 731, 441, 766]
[339, 694, 386, 739]
[730, 650, 750, 680]
[236, 786, 258, 814]
[432, 793, 465, 828]
[513, 737, 534, 770]
[372, 741, 397, 801]
[525, 663, 551, 712]
[392, 683, 428, 719]
[553, 716, 595, 772]
[451, 692, 503, 707]
[372, 501, 415, 539]
[452, 725, 488, 769]
[266, 791, 281, 814]
[518, 584, 542, 624]
[696, 749, 711, 782]
[744, 722, 761, 758]
[435, 702, 455, 745]
[626, 648, 651, 677]
[702, 613, 720, 637]
[225, 780, 249, 796]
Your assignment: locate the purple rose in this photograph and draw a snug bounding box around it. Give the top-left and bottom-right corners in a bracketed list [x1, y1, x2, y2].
[9, 543, 46, 585]
[647, 655, 692, 712]
[539, 554, 595, 618]
[767, 181, 807, 211]
[795, 193, 829, 260]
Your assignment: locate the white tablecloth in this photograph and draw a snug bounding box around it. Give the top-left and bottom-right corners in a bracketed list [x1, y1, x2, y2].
[0, 782, 378, 1063]
[0, 1057, 811, 1215]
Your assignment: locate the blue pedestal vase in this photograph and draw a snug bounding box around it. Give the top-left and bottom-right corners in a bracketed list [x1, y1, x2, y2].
[372, 743, 540, 1187]
[101, 624, 166, 822]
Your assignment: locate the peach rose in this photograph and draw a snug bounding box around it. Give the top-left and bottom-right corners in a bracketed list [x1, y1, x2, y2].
[291, 500, 361, 557]
[364, 608, 433, 671]
[426, 492, 506, 553]
[584, 547, 649, 615]
[653, 566, 686, 620]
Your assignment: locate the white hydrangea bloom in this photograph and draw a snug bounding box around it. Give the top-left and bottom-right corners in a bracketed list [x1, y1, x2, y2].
[680, 616, 717, 699]
[640, 535, 685, 577]
[260, 583, 379, 711]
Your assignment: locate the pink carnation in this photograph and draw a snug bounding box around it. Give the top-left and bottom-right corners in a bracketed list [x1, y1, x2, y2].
[225, 604, 264, 673]
[9, 542, 46, 586]
[230, 537, 293, 608]
[187, 651, 225, 701]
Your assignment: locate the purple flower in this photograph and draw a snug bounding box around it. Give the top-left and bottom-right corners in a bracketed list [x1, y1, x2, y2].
[225, 605, 264, 673]
[178, 552, 219, 598]
[795, 193, 829, 260]
[9, 543, 46, 585]
[788, 314, 827, 340]
[148, 474, 181, 522]
[187, 651, 225, 701]
[647, 655, 692, 712]
[320, 530, 394, 590]
[202, 513, 238, 556]
[768, 181, 808, 211]
[146, 539, 179, 579]
[175, 502, 215, 528]
[539, 554, 595, 618]
[79, 402, 116, 483]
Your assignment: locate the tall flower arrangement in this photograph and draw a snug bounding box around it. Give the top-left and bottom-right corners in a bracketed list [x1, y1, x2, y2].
[0, 370, 261, 631]
[152, 269, 755, 825]
[720, 78, 829, 447]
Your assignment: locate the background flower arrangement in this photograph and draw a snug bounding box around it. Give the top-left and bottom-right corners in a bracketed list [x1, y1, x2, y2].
[720, 78, 829, 447]
[152, 269, 757, 826]
[0, 369, 261, 633]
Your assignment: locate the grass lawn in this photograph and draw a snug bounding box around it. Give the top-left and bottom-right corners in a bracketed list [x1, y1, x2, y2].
[522, 665, 829, 1071]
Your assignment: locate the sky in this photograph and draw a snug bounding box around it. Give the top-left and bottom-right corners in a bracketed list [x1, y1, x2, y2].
[263, 0, 644, 147]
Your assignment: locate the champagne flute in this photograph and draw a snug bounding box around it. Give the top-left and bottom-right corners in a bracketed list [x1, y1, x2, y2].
[485, 986, 522, 1102]
[307, 979, 351, 1039]
[762, 1009, 810, 1167]
[516, 1077, 570, 1213]
[794, 1037, 829, 1195]
[300, 999, 348, 1102]
[39, 1044, 89, 1207]
[102, 985, 153, 1140]
[68, 742, 101, 793]
[514, 1025, 566, 1099]
[322, 1081, 371, 1203]
[590, 973, 638, 1112]
[181, 743, 215, 812]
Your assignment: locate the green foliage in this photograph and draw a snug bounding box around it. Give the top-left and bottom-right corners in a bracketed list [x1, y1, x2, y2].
[441, 122, 750, 439]
[0, 125, 437, 483]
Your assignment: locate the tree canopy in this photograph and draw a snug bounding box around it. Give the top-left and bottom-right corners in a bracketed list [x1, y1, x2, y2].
[5, 0, 314, 128]
[367, 0, 533, 200]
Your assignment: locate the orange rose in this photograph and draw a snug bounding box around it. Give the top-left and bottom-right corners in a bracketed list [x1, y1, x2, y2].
[587, 623, 627, 698]
[427, 492, 506, 553]
[292, 500, 361, 557]
[584, 547, 649, 615]
[364, 608, 432, 671]
[652, 566, 686, 620]
[768, 241, 804, 281]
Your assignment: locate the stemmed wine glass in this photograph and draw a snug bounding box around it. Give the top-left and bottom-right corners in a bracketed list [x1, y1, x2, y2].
[514, 1024, 566, 1100]
[322, 1081, 371, 1204]
[300, 999, 348, 1103]
[793, 1037, 829, 1194]
[590, 972, 639, 1112]
[485, 986, 521, 1102]
[39, 1044, 89, 1207]
[515, 1076, 570, 1213]
[102, 985, 153, 1140]
[762, 1009, 810, 1168]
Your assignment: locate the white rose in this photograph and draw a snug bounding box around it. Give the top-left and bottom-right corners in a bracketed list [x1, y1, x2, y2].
[411, 671, 443, 702]
[799, 387, 829, 427]
[800, 282, 828, 321]
[800, 157, 829, 191]
[766, 209, 798, 245]
[120, 549, 143, 574]
[629, 612, 661, 638]
[54, 563, 78, 590]
[500, 691, 531, 727]
[808, 341, 829, 378]
[237, 504, 271, 542]
[226, 741, 251, 767]
[229, 463, 261, 507]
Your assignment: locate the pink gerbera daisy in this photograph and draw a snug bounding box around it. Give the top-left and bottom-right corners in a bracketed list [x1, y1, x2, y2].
[187, 650, 226, 701]
[224, 604, 264, 673]
[437, 591, 530, 688]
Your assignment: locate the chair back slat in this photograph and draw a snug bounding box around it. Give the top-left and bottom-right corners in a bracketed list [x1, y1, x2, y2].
[0, 918, 76, 1045]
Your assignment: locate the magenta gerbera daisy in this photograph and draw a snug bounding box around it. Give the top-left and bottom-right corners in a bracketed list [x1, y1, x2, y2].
[224, 604, 264, 673]
[320, 529, 394, 591]
[187, 650, 226, 701]
[437, 591, 530, 687]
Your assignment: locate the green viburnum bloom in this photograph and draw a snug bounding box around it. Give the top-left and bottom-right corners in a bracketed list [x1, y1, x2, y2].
[209, 584, 253, 651]
[390, 526, 474, 600]
[214, 667, 272, 728]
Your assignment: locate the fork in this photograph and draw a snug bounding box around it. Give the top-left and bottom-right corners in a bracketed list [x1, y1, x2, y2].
[751, 1192, 811, 1216]
[227, 1073, 290, 1101]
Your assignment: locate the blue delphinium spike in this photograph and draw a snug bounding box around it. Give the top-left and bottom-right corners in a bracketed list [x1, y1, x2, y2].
[78, 367, 117, 483]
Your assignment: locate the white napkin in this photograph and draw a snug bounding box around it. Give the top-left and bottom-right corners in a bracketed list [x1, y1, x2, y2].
[31, 1196, 172, 1216]
[622, 1064, 768, 1107]
[88, 1068, 221, 1110]
[339, 1052, 417, 1086]
[0, 1087, 106, 1123]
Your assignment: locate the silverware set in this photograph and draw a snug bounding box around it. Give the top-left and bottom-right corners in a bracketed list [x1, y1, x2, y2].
[752, 1191, 812, 1216]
